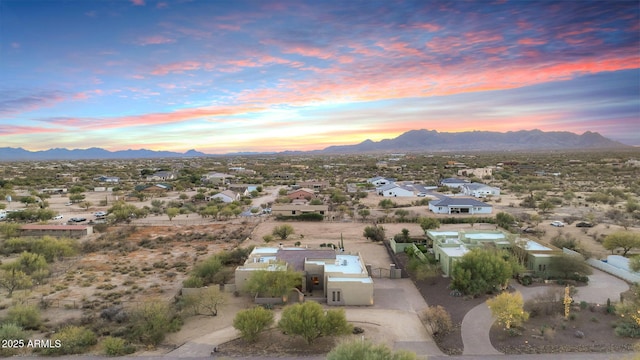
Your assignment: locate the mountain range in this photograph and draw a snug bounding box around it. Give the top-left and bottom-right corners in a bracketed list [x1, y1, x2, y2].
[0, 129, 632, 161]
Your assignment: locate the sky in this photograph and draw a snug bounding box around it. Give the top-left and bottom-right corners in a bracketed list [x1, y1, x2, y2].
[0, 0, 639, 154]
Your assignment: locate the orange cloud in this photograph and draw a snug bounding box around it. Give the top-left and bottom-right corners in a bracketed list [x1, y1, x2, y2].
[135, 35, 175, 46]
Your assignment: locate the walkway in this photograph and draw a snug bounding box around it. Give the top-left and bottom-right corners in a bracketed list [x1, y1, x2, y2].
[460, 267, 630, 356]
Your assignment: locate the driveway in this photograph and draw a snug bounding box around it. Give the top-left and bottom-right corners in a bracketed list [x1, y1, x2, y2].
[461, 268, 631, 356]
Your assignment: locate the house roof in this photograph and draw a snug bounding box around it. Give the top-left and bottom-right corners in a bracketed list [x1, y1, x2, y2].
[430, 197, 491, 207]
[276, 249, 336, 271]
[463, 182, 498, 190]
[376, 183, 399, 191]
[441, 177, 469, 184]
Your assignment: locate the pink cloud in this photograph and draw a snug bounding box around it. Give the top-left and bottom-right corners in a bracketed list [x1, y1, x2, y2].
[517, 38, 547, 46]
[413, 23, 441, 32]
[0, 125, 63, 136]
[151, 61, 202, 75]
[135, 35, 175, 46]
[130, 0, 145, 6]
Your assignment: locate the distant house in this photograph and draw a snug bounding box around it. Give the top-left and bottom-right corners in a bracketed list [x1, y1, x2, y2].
[457, 167, 493, 178]
[287, 188, 316, 201]
[206, 190, 239, 203]
[460, 183, 501, 198]
[201, 172, 235, 185]
[139, 183, 172, 194]
[235, 247, 373, 306]
[428, 197, 492, 214]
[376, 183, 414, 197]
[96, 176, 120, 183]
[146, 171, 176, 181]
[367, 176, 395, 187]
[20, 224, 93, 238]
[228, 184, 259, 195]
[271, 204, 328, 218]
[439, 178, 470, 188]
[298, 180, 330, 190]
[376, 182, 436, 197]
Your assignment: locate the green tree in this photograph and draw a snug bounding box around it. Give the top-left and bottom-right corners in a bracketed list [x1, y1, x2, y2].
[378, 199, 395, 210]
[6, 304, 41, 329]
[496, 212, 516, 229]
[80, 201, 93, 210]
[196, 287, 227, 316]
[394, 209, 409, 222]
[108, 201, 148, 223]
[450, 249, 513, 296]
[327, 339, 417, 360]
[233, 306, 275, 343]
[278, 301, 352, 344]
[537, 199, 555, 214]
[363, 225, 385, 242]
[272, 224, 295, 240]
[166, 207, 180, 221]
[0, 268, 32, 297]
[603, 231, 640, 256]
[244, 268, 301, 298]
[358, 209, 370, 221]
[549, 254, 592, 279]
[487, 291, 529, 329]
[128, 301, 178, 347]
[419, 217, 440, 232]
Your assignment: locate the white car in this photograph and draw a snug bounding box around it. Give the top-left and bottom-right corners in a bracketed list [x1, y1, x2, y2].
[53, 215, 64, 220]
[550, 221, 565, 227]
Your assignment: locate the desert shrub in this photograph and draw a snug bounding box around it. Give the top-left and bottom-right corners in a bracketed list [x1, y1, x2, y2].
[127, 301, 180, 346]
[363, 225, 385, 242]
[615, 321, 640, 338]
[327, 339, 417, 360]
[524, 288, 565, 317]
[421, 305, 452, 336]
[182, 276, 204, 288]
[0, 323, 28, 357]
[102, 336, 135, 356]
[41, 325, 97, 355]
[6, 304, 41, 330]
[233, 306, 274, 343]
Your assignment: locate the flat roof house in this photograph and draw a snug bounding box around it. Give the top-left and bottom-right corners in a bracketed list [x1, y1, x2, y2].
[235, 247, 373, 306]
[271, 204, 328, 218]
[460, 183, 501, 198]
[428, 230, 511, 276]
[440, 177, 470, 188]
[428, 197, 492, 214]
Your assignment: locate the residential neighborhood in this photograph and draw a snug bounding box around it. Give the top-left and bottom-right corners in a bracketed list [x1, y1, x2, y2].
[0, 150, 639, 358]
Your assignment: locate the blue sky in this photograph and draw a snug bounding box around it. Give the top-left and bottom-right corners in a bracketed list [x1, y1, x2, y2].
[1, 0, 638, 153]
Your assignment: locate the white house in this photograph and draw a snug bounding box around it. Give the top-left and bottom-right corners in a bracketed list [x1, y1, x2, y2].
[460, 183, 501, 198]
[428, 197, 492, 214]
[201, 172, 235, 185]
[367, 176, 395, 187]
[376, 183, 414, 197]
[206, 190, 239, 203]
[146, 171, 176, 181]
[440, 178, 470, 188]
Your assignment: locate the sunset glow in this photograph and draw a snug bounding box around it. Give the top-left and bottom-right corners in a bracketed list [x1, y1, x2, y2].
[1, 0, 638, 153]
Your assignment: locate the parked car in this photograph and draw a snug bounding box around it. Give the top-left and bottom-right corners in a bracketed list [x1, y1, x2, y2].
[52, 215, 64, 220]
[576, 221, 594, 228]
[69, 217, 87, 223]
[94, 211, 107, 218]
[550, 221, 565, 227]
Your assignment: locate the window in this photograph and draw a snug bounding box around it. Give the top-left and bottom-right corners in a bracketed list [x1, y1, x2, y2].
[331, 291, 341, 302]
